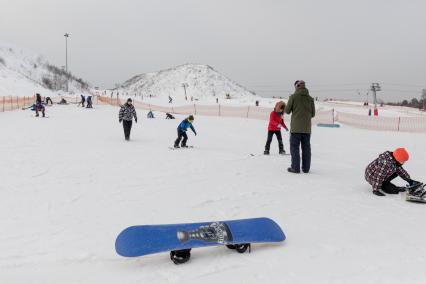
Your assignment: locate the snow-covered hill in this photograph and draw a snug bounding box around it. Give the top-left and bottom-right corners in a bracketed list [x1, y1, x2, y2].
[0, 42, 90, 97]
[116, 64, 258, 103]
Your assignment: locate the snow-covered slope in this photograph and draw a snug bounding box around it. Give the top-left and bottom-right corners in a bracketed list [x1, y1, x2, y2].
[1, 105, 426, 283]
[0, 42, 90, 97]
[117, 64, 258, 102]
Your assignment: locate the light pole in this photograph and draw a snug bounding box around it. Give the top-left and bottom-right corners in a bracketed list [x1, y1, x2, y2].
[64, 33, 70, 92]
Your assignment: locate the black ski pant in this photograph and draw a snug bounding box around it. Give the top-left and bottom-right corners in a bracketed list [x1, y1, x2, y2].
[290, 133, 311, 173]
[175, 130, 188, 146]
[265, 130, 284, 152]
[381, 173, 401, 194]
[123, 120, 133, 140]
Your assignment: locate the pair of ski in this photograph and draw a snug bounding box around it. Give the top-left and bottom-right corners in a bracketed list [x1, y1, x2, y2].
[115, 217, 285, 264]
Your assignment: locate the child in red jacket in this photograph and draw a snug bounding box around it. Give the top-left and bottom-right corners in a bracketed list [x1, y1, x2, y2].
[264, 101, 289, 155]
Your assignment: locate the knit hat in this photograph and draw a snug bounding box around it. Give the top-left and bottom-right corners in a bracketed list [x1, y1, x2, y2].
[274, 101, 285, 112]
[295, 80, 306, 88]
[188, 115, 194, 121]
[127, 98, 132, 103]
[393, 148, 409, 163]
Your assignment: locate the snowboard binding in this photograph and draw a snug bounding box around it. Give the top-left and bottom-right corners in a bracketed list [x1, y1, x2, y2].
[177, 222, 233, 244]
[226, 243, 251, 253]
[170, 249, 191, 264]
[406, 182, 426, 203]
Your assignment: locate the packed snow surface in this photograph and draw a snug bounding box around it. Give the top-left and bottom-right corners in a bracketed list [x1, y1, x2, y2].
[1, 104, 426, 283]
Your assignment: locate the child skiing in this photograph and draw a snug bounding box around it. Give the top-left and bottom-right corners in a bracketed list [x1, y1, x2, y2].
[264, 101, 288, 155]
[365, 148, 420, 196]
[174, 115, 197, 148]
[118, 98, 138, 141]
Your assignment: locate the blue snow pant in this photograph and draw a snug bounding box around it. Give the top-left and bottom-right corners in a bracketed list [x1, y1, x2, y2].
[290, 133, 311, 173]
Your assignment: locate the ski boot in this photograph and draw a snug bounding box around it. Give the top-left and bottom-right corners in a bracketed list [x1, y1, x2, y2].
[174, 144, 180, 148]
[279, 150, 286, 155]
[264, 150, 269, 155]
[287, 167, 300, 174]
[373, 190, 386, 196]
[181, 144, 188, 148]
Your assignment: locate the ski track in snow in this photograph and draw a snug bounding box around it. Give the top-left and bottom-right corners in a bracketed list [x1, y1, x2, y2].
[1, 104, 426, 283]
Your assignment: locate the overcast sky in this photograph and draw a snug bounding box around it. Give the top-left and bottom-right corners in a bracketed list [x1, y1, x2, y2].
[1, 0, 426, 101]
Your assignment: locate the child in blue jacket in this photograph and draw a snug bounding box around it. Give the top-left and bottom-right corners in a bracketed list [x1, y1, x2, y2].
[174, 115, 197, 148]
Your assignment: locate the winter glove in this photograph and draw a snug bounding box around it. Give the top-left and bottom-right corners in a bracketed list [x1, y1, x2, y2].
[194, 132, 197, 136]
[119, 119, 122, 123]
[135, 118, 138, 123]
[408, 179, 420, 186]
[285, 126, 289, 132]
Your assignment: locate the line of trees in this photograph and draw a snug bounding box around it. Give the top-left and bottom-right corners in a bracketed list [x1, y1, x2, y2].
[388, 93, 426, 110]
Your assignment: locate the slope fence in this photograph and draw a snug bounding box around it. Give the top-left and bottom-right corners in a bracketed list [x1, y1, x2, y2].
[335, 111, 426, 133]
[98, 95, 334, 124]
[0, 96, 35, 112]
[0, 95, 100, 112]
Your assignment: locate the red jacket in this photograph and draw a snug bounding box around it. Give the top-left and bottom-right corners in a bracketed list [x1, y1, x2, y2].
[268, 111, 287, 131]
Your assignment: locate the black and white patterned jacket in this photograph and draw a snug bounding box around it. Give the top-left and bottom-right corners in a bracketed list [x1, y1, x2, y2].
[119, 103, 137, 122]
[365, 151, 411, 191]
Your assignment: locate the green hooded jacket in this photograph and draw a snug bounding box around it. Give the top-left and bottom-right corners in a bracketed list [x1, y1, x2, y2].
[284, 87, 315, 133]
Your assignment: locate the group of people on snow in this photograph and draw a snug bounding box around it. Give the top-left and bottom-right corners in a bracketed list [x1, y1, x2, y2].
[118, 98, 197, 146]
[78, 94, 93, 108]
[264, 80, 315, 174]
[116, 79, 421, 199]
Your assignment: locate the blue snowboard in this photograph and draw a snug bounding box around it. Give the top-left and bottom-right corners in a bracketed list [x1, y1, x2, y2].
[115, 217, 285, 258]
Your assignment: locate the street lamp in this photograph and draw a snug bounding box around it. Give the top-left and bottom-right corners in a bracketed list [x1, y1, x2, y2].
[64, 33, 70, 92]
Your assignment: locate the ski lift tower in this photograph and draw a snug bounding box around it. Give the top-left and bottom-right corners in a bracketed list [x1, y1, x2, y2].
[370, 83, 381, 116]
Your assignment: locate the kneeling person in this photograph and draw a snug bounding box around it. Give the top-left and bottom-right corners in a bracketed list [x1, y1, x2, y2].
[365, 148, 418, 196]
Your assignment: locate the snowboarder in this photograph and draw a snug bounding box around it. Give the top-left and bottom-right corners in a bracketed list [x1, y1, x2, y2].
[35, 93, 45, 117]
[119, 98, 138, 141]
[147, 111, 155, 118]
[78, 94, 86, 107]
[365, 148, 419, 196]
[264, 101, 288, 155]
[168, 96, 173, 104]
[58, 98, 68, 105]
[86, 96, 93, 108]
[166, 113, 175, 119]
[285, 80, 315, 174]
[45, 96, 53, 105]
[174, 115, 196, 148]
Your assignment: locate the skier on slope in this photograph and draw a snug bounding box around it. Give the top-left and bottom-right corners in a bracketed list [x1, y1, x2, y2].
[78, 94, 86, 107]
[35, 93, 45, 117]
[118, 98, 138, 141]
[264, 101, 289, 155]
[174, 115, 197, 148]
[365, 148, 420, 196]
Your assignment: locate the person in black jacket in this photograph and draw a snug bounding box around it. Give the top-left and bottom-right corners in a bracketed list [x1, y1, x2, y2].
[35, 93, 45, 117]
[119, 98, 138, 140]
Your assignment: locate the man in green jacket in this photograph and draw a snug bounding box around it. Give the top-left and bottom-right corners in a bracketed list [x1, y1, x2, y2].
[284, 80, 315, 173]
